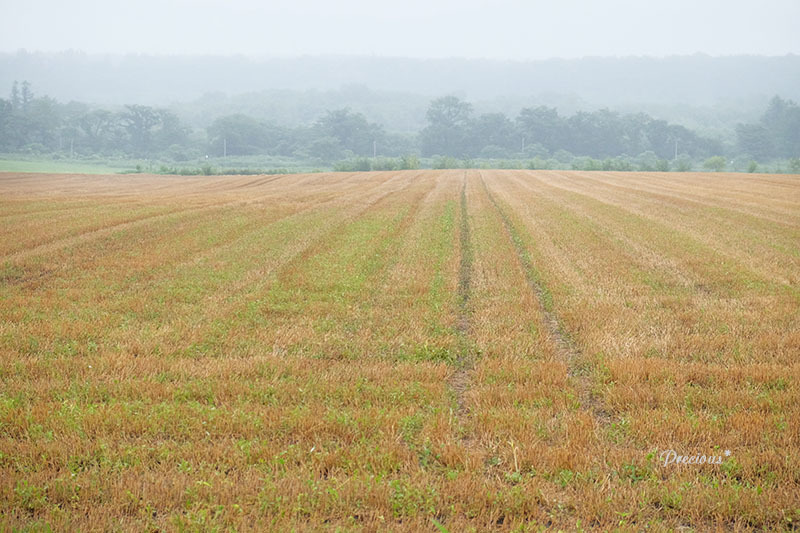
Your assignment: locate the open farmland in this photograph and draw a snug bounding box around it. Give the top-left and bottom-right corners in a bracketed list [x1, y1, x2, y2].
[1, 170, 799, 531]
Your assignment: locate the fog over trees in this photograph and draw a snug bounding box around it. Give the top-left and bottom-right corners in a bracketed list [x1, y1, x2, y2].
[0, 53, 798, 171]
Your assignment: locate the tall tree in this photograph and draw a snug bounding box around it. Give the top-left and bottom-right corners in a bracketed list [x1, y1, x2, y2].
[10, 81, 20, 109]
[473, 112, 519, 155]
[120, 105, 163, 156]
[516, 106, 565, 153]
[314, 108, 384, 156]
[77, 109, 118, 153]
[0, 98, 12, 150]
[736, 123, 773, 160]
[420, 96, 474, 157]
[207, 114, 271, 155]
[20, 81, 33, 110]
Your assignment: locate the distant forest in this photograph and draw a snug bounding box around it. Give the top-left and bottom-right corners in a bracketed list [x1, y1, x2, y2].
[0, 53, 798, 171]
[1, 81, 798, 171]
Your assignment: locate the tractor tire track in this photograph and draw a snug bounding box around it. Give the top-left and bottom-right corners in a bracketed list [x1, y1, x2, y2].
[478, 171, 609, 425]
[447, 172, 476, 441]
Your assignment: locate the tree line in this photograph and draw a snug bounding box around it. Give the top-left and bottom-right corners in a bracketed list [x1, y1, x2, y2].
[1, 82, 798, 168]
[1, 82, 189, 158]
[419, 96, 722, 160]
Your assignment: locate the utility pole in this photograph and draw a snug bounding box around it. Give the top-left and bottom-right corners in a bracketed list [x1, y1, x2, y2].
[522, 137, 525, 152]
[223, 138, 227, 158]
[373, 140, 377, 159]
[674, 139, 678, 161]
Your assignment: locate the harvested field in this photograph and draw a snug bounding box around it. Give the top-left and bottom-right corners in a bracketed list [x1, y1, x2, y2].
[1, 170, 799, 531]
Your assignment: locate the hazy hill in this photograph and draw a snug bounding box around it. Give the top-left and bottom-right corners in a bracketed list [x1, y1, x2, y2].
[2, 52, 798, 107]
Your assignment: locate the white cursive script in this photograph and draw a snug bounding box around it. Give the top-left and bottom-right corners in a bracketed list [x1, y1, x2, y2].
[659, 449, 727, 467]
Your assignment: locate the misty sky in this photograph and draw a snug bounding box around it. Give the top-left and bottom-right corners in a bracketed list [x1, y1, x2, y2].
[1, 0, 798, 59]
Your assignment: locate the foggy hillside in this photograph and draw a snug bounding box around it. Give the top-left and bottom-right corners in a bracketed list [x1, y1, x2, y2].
[2, 52, 798, 109]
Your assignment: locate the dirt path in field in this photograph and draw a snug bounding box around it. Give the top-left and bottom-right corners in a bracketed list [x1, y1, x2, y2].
[478, 172, 609, 425]
[447, 172, 476, 441]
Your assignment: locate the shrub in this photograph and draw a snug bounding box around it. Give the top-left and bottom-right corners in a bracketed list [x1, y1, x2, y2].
[527, 156, 548, 170]
[602, 157, 633, 171]
[371, 157, 399, 171]
[333, 158, 372, 172]
[674, 154, 692, 172]
[432, 156, 460, 169]
[703, 156, 727, 172]
[399, 154, 420, 170]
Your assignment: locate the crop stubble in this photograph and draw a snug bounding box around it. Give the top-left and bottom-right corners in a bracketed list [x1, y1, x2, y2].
[1, 170, 798, 530]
